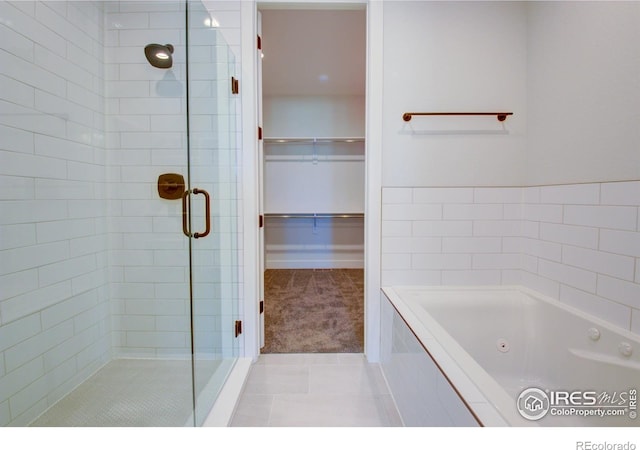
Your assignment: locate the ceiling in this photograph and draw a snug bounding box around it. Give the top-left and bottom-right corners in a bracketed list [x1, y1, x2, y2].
[260, 9, 366, 96]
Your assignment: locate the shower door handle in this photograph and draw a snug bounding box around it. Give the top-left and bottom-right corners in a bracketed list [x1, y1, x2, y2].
[182, 189, 191, 237]
[181, 188, 211, 239]
[192, 188, 211, 239]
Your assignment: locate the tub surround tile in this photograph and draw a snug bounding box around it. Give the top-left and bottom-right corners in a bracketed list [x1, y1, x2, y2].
[413, 220, 472, 237]
[412, 254, 471, 270]
[539, 183, 600, 205]
[383, 203, 442, 221]
[559, 285, 632, 330]
[600, 181, 640, 206]
[382, 237, 441, 254]
[596, 275, 640, 309]
[441, 270, 502, 286]
[442, 237, 502, 254]
[414, 187, 473, 204]
[632, 309, 640, 335]
[563, 246, 635, 281]
[563, 205, 637, 231]
[381, 181, 640, 334]
[473, 220, 522, 237]
[599, 229, 640, 257]
[381, 220, 411, 237]
[472, 253, 521, 270]
[473, 187, 522, 204]
[522, 204, 563, 223]
[537, 259, 597, 293]
[539, 222, 599, 249]
[443, 204, 503, 220]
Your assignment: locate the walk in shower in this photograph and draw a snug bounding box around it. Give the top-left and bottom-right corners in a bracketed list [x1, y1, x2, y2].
[0, 1, 241, 426]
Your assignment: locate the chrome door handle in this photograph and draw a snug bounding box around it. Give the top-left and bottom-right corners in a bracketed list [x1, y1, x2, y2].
[192, 188, 211, 239]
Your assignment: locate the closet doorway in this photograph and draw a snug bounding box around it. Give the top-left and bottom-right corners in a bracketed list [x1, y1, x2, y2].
[257, 6, 366, 354]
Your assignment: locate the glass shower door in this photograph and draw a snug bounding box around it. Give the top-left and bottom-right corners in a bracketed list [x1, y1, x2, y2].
[186, 2, 240, 426]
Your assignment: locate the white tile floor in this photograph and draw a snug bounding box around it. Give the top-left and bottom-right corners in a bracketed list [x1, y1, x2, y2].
[230, 353, 402, 427]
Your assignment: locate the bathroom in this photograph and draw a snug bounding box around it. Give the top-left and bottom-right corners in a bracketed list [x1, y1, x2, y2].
[1, 0, 639, 445]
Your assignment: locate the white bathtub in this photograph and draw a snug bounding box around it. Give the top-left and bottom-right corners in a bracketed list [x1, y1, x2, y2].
[381, 285, 640, 426]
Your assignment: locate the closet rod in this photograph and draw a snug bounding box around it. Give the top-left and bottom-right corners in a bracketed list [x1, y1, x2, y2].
[264, 213, 364, 219]
[402, 112, 514, 122]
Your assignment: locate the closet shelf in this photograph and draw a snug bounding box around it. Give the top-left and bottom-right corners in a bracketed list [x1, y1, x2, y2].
[264, 155, 364, 162]
[264, 213, 364, 219]
[264, 137, 365, 144]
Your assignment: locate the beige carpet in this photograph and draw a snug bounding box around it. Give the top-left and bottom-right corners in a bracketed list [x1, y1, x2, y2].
[262, 269, 364, 353]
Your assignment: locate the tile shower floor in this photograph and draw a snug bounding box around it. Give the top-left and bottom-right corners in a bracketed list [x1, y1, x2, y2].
[230, 353, 402, 427]
[30, 358, 221, 427]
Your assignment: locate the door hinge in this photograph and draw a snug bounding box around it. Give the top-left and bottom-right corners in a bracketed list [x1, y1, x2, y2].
[258, 126, 263, 140]
[259, 300, 264, 314]
[259, 214, 264, 228]
[234, 320, 242, 338]
[231, 76, 239, 94]
[257, 35, 262, 50]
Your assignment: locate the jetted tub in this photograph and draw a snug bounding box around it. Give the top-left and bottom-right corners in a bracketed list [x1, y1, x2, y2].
[381, 286, 640, 426]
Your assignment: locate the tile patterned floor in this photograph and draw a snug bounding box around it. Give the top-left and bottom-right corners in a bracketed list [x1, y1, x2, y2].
[230, 353, 402, 427]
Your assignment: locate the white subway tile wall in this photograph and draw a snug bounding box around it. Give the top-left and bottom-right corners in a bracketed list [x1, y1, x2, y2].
[381, 181, 640, 333]
[1, 0, 242, 426]
[105, 0, 242, 360]
[0, 1, 108, 426]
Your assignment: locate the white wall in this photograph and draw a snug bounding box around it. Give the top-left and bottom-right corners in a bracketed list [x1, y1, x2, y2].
[526, 1, 640, 185]
[381, 1, 527, 187]
[263, 95, 365, 137]
[378, 1, 640, 336]
[0, 1, 109, 426]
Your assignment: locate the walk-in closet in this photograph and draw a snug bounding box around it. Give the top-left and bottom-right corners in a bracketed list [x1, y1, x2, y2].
[258, 7, 366, 353]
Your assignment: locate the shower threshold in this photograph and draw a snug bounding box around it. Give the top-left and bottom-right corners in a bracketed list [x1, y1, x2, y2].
[30, 358, 224, 427]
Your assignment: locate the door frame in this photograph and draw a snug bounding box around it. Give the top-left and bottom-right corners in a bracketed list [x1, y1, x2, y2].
[240, 0, 383, 362]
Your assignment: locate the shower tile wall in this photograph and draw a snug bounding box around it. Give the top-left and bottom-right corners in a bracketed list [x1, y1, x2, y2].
[105, 1, 243, 358]
[0, 0, 243, 426]
[105, 0, 191, 358]
[381, 181, 640, 334]
[0, 1, 108, 426]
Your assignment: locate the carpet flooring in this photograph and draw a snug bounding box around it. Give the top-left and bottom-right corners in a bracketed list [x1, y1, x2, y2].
[262, 269, 364, 353]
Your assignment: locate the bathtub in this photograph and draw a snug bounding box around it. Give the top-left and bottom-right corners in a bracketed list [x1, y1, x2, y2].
[381, 285, 640, 426]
